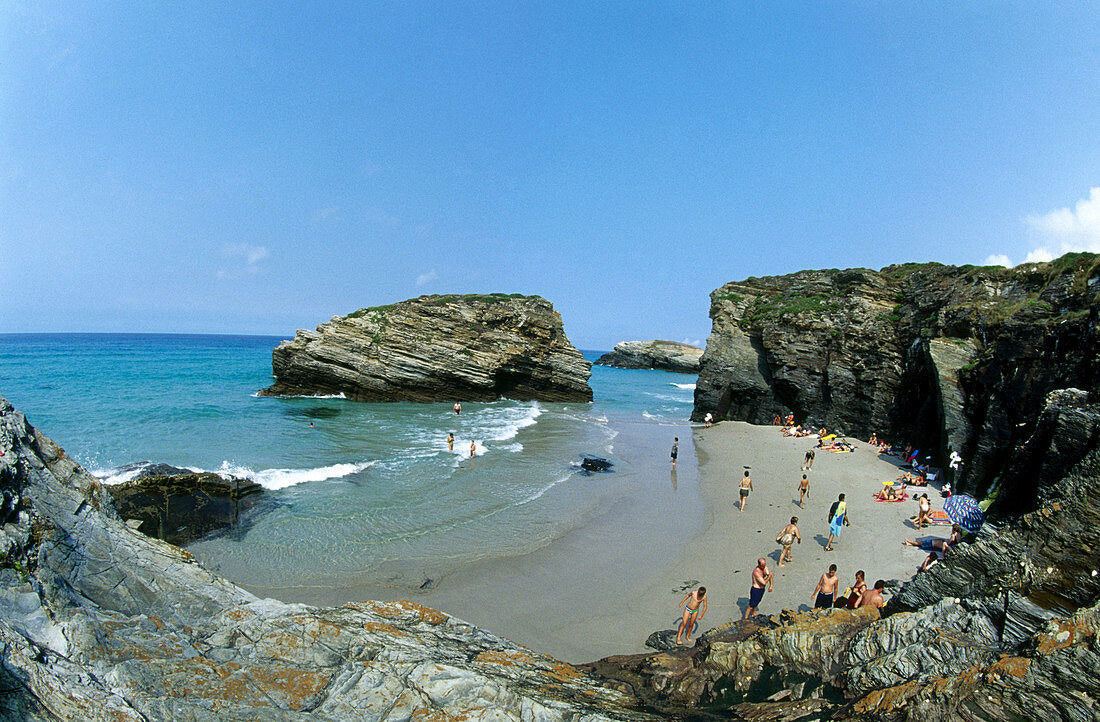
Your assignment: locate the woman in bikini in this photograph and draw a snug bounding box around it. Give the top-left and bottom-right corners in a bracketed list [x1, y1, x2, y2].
[915, 493, 931, 529]
[675, 586, 707, 645]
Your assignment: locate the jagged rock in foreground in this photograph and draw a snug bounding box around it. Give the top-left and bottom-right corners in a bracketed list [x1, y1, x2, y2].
[594, 340, 703, 373]
[0, 395, 647, 720]
[259, 293, 593, 403]
[105, 471, 269, 546]
[694, 254, 1100, 503]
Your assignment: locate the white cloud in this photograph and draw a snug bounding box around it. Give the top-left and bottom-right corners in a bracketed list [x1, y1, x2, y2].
[985, 187, 1100, 267]
[415, 269, 438, 288]
[217, 243, 269, 280]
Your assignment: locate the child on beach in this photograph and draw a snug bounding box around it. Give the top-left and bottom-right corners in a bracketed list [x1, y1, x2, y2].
[671, 437, 678, 466]
[811, 564, 840, 608]
[675, 586, 707, 645]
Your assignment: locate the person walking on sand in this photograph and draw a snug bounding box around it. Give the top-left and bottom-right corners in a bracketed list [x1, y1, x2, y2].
[675, 586, 707, 645]
[738, 469, 754, 512]
[446, 433, 454, 452]
[745, 558, 773, 618]
[670, 437, 678, 466]
[453, 402, 462, 415]
[825, 493, 850, 551]
[776, 517, 801, 566]
[797, 474, 810, 508]
[811, 564, 840, 608]
[855, 580, 887, 609]
[803, 449, 815, 471]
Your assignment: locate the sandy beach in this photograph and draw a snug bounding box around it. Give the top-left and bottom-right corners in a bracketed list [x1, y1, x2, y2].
[256, 419, 951, 663]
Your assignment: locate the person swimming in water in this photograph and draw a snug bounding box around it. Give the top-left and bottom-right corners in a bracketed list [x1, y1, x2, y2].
[675, 586, 707, 645]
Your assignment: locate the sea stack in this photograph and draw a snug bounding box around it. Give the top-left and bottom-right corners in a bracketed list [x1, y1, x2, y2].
[594, 340, 703, 373]
[259, 293, 593, 403]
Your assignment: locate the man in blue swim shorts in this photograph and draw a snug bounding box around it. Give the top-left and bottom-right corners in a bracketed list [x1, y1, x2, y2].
[744, 557, 773, 618]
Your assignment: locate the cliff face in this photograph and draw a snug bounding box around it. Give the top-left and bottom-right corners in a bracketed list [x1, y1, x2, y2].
[594, 340, 703, 373]
[259, 294, 593, 403]
[694, 253, 1100, 501]
[0, 395, 646, 720]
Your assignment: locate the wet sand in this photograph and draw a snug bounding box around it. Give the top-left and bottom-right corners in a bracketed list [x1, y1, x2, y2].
[253, 420, 949, 663]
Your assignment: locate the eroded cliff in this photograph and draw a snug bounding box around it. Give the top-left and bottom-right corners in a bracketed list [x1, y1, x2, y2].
[694, 253, 1100, 502]
[595, 340, 703, 373]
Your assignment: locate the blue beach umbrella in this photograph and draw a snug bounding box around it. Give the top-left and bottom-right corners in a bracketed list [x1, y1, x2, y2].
[943, 494, 984, 533]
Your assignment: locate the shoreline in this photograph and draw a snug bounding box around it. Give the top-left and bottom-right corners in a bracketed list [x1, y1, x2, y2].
[244, 419, 946, 663]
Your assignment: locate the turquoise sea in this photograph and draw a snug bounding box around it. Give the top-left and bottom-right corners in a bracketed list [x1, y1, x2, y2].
[0, 334, 696, 595]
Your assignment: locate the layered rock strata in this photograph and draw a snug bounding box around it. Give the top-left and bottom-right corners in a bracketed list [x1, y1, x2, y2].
[594, 340, 703, 373]
[694, 253, 1100, 500]
[0, 395, 648, 720]
[259, 293, 593, 403]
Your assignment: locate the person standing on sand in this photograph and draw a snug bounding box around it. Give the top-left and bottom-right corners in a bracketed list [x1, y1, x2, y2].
[776, 517, 801, 566]
[453, 402, 462, 415]
[797, 474, 810, 508]
[738, 469, 753, 512]
[803, 449, 815, 471]
[670, 437, 678, 466]
[446, 433, 454, 452]
[811, 564, 840, 608]
[825, 493, 850, 551]
[856, 580, 887, 609]
[704, 412, 713, 427]
[745, 558, 773, 618]
[675, 586, 707, 645]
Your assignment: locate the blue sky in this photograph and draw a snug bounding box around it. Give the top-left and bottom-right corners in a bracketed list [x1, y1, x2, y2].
[3, 3, 1100, 349]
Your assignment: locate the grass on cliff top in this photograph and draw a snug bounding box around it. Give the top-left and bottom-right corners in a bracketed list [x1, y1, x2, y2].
[345, 293, 533, 318]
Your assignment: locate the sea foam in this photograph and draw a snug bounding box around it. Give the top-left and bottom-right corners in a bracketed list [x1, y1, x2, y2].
[214, 460, 374, 490]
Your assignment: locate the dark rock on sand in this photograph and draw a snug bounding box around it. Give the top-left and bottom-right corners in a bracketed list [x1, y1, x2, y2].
[106, 471, 269, 545]
[259, 293, 593, 403]
[0, 394, 653, 720]
[695, 253, 1100, 503]
[595, 340, 704, 373]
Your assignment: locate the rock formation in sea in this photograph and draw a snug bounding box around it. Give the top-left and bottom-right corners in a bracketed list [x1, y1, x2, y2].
[106, 471, 269, 546]
[258, 293, 593, 403]
[0, 394, 648, 720]
[594, 340, 703, 373]
[693, 253, 1100, 502]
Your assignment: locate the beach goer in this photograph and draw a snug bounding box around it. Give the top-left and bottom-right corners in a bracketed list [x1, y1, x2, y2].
[868, 432, 877, 445]
[453, 402, 462, 415]
[470, 441, 477, 458]
[918, 552, 939, 573]
[745, 558, 773, 618]
[446, 433, 454, 452]
[671, 437, 678, 466]
[803, 449, 815, 471]
[838, 570, 867, 608]
[785, 413, 795, 427]
[855, 580, 887, 609]
[825, 493, 850, 552]
[675, 586, 707, 645]
[704, 412, 713, 427]
[811, 564, 840, 608]
[308, 421, 314, 428]
[773, 413, 782, 426]
[916, 493, 931, 529]
[798, 474, 809, 508]
[738, 470, 753, 512]
[776, 516, 801, 566]
[905, 524, 961, 555]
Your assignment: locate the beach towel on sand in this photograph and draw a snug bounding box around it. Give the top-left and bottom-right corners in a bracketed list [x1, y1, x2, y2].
[925, 509, 951, 525]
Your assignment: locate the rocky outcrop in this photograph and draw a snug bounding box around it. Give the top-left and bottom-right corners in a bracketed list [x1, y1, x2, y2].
[594, 340, 703, 373]
[259, 294, 593, 403]
[0, 394, 649, 720]
[106, 471, 269, 545]
[694, 254, 1100, 501]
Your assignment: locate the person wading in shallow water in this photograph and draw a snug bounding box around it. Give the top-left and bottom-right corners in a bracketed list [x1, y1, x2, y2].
[675, 586, 707, 645]
[453, 401, 461, 415]
[446, 433, 454, 452]
[470, 441, 476, 458]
